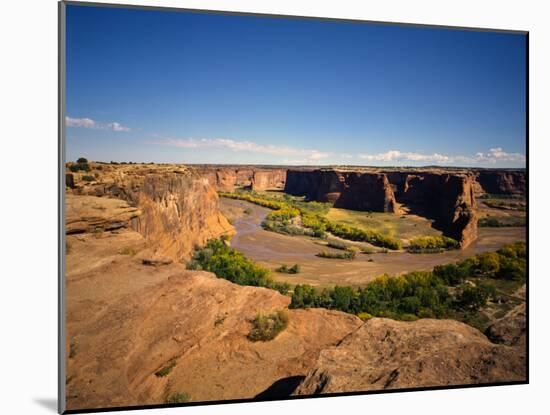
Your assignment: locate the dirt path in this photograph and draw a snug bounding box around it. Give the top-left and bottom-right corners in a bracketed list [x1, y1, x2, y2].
[221, 198, 526, 287]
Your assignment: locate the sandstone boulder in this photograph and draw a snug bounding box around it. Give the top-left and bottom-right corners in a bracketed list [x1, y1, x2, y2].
[294, 318, 526, 395]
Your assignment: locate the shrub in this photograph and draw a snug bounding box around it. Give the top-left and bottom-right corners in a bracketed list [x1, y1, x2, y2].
[76, 157, 88, 163]
[408, 236, 459, 252]
[327, 240, 350, 250]
[357, 312, 373, 321]
[155, 359, 177, 377]
[81, 175, 95, 182]
[276, 264, 300, 274]
[243, 207, 252, 215]
[248, 310, 289, 341]
[316, 251, 356, 259]
[165, 393, 190, 404]
[120, 246, 138, 256]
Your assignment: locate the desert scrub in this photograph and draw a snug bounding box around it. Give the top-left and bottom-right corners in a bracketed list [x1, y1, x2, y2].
[155, 359, 177, 377]
[276, 264, 300, 274]
[119, 246, 138, 256]
[326, 240, 351, 250]
[407, 236, 459, 253]
[165, 393, 190, 404]
[248, 310, 289, 342]
[243, 207, 252, 215]
[316, 250, 356, 260]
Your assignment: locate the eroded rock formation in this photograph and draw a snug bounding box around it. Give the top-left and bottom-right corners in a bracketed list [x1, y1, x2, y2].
[386, 172, 478, 247]
[475, 170, 526, 195]
[285, 169, 477, 246]
[67, 164, 234, 261]
[294, 318, 526, 395]
[284, 170, 397, 213]
[196, 166, 287, 192]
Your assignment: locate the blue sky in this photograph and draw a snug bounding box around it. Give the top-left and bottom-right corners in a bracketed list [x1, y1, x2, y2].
[65, 4, 526, 167]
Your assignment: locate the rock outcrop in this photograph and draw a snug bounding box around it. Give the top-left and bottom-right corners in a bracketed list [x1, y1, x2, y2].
[196, 166, 287, 192]
[65, 193, 362, 409]
[285, 169, 477, 246]
[284, 169, 397, 213]
[386, 172, 478, 247]
[67, 164, 234, 261]
[294, 318, 526, 396]
[485, 303, 526, 348]
[475, 170, 526, 195]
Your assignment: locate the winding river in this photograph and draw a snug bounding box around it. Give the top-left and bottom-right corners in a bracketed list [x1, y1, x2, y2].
[221, 198, 526, 287]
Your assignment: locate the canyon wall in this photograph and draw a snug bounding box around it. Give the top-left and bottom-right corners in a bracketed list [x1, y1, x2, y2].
[475, 170, 526, 195]
[285, 169, 477, 247]
[196, 166, 287, 192]
[385, 172, 478, 247]
[284, 170, 397, 213]
[67, 164, 234, 261]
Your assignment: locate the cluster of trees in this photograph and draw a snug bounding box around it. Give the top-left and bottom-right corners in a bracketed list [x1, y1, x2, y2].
[187, 239, 290, 294]
[407, 236, 459, 253]
[68, 157, 91, 172]
[290, 242, 526, 321]
[219, 192, 289, 211]
[302, 213, 402, 250]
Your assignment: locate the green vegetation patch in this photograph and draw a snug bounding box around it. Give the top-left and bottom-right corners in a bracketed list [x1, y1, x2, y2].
[316, 250, 356, 260]
[188, 238, 290, 295]
[155, 359, 177, 377]
[276, 264, 301, 274]
[407, 236, 459, 253]
[290, 241, 526, 327]
[221, 191, 401, 249]
[326, 208, 441, 241]
[248, 310, 289, 342]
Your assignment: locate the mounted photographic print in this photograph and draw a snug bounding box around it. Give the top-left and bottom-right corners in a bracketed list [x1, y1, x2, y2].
[59, 1, 528, 413]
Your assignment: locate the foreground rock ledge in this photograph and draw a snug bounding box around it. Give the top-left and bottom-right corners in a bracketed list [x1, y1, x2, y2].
[294, 318, 526, 396]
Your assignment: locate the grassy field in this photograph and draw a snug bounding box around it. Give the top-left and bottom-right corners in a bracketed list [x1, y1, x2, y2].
[477, 196, 526, 228]
[325, 208, 442, 243]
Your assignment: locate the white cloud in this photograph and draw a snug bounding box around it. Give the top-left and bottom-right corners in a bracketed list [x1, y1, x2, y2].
[152, 137, 330, 161]
[359, 150, 450, 164]
[359, 148, 525, 166]
[65, 116, 131, 132]
[472, 147, 526, 163]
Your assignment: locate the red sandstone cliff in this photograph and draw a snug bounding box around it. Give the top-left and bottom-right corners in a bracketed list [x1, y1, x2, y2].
[196, 166, 287, 192]
[284, 169, 397, 213]
[475, 170, 526, 195]
[67, 164, 234, 261]
[285, 169, 477, 246]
